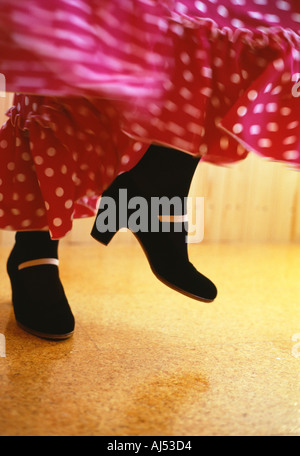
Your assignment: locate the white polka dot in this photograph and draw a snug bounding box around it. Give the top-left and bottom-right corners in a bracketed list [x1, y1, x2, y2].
[0, 140, 8, 149]
[61, 165, 68, 174]
[258, 138, 272, 148]
[34, 156, 44, 165]
[12, 192, 19, 201]
[133, 142, 143, 152]
[276, 1, 291, 11]
[188, 122, 204, 135]
[248, 90, 258, 101]
[32, 103, 38, 112]
[257, 57, 267, 68]
[237, 106, 247, 117]
[231, 73, 241, 84]
[65, 126, 74, 135]
[273, 58, 284, 71]
[271, 85, 282, 95]
[21, 219, 31, 227]
[214, 57, 223, 68]
[22, 152, 31, 161]
[211, 97, 221, 108]
[237, 144, 245, 156]
[17, 174, 26, 182]
[7, 162, 15, 171]
[199, 144, 208, 155]
[231, 18, 245, 28]
[183, 70, 194, 82]
[266, 103, 278, 113]
[0, 193, 3, 202]
[25, 96, 29, 106]
[283, 150, 299, 160]
[200, 87, 213, 98]
[0, 209, 4, 217]
[267, 122, 279, 132]
[45, 201, 50, 210]
[16, 137, 22, 147]
[292, 13, 300, 23]
[195, 1, 207, 13]
[180, 52, 191, 65]
[36, 208, 45, 217]
[121, 155, 130, 165]
[265, 14, 280, 23]
[53, 218, 62, 227]
[179, 87, 193, 100]
[55, 187, 64, 197]
[25, 193, 35, 202]
[201, 67, 212, 78]
[233, 123, 243, 134]
[242, 70, 249, 80]
[281, 107, 292, 116]
[287, 121, 299, 129]
[65, 200, 73, 209]
[217, 5, 229, 17]
[249, 11, 263, 20]
[45, 168, 54, 177]
[220, 136, 229, 149]
[283, 136, 297, 145]
[47, 147, 56, 157]
[250, 125, 260, 135]
[106, 166, 115, 177]
[11, 208, 20, 215]
[253, 104, 264, 114]
[281, 72, 291, 84]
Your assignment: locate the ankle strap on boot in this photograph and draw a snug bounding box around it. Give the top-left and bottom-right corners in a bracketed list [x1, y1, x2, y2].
[18, 258, 59, 270]
[158, 214, 188, 223]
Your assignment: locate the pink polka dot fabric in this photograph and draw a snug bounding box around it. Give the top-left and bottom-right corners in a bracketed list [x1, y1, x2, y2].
[0, 0, 300, 238]
[0, 95, 148, 238]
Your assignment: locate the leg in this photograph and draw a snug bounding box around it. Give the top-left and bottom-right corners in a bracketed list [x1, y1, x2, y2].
[7, 230, 75, 340]
[92, 144, 217, 302]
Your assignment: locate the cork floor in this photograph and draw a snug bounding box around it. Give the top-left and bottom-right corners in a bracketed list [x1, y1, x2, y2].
[0, 235, 300, 436]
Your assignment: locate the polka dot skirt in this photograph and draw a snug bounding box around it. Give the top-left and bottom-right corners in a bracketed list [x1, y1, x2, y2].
[0, 95, 148, 238]
[0, 0, 300, 238]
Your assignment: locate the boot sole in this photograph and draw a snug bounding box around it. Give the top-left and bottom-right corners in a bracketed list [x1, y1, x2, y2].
[17, 321, 74, 341]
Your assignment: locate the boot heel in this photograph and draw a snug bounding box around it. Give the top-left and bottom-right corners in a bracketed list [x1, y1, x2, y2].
[91, 172, 130, 245]
[91, 224, 116, 245]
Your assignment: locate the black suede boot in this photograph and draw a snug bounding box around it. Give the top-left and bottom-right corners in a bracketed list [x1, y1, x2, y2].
[7, 231, 75, 340]
[91, 145, 217, 302]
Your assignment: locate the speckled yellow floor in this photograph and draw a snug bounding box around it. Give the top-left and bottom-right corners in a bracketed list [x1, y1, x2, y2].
[0, 235, 300, 436]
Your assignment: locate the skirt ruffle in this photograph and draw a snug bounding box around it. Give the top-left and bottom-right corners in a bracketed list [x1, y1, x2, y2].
[0, 95, 148, 238]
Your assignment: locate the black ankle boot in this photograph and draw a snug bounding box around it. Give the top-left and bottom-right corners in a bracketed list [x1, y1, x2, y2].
[7, 231, 75, 340]
[91, 145, 217, 302]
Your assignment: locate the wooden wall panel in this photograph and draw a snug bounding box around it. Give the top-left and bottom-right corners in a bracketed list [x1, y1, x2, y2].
[190, 154, 300, 243]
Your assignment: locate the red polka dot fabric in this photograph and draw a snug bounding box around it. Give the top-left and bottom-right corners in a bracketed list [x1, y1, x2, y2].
[0, 95, 148, 238]
[0, 0, 300, 238]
